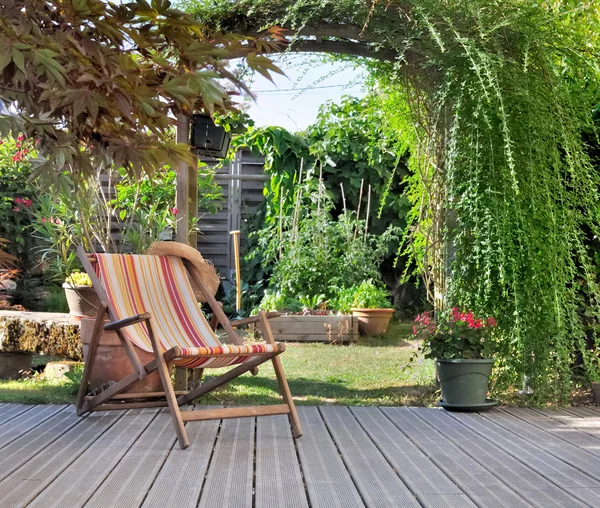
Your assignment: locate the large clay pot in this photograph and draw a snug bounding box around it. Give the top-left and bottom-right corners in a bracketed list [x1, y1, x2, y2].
[592, 382, 600, 405]
[351, 308, 394, 335]
[80, 317, 166, 393]
[63, 284, 101, 318]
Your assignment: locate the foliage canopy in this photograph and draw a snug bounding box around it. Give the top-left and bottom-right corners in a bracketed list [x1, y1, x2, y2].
[0, 0, 283, 183]
[188, 0, 600, 402]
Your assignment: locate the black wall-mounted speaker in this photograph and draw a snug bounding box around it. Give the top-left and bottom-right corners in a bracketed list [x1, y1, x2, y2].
[190, 114, 231, 159]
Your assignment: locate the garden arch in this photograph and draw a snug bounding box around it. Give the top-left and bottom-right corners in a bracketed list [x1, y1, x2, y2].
[184, 0, 600, 403]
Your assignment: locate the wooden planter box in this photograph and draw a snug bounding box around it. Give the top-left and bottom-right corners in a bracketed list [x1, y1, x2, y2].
[269, 314, 357, 343]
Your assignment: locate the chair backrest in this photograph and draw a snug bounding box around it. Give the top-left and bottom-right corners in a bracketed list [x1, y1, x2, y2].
[94, 253, 221, 352]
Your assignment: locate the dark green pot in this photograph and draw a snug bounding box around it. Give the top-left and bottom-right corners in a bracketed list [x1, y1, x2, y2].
[436, 358, 494, 406]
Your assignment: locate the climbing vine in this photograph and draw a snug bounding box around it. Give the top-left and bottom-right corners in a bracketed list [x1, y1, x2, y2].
[187, 0, 600, 402]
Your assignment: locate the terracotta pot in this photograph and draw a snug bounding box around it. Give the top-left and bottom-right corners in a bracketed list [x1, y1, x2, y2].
[80, 317, 166, 393]
[351, 308, 394, 335]
[63, 284, 101, 318]
[592, 382, 600, 405]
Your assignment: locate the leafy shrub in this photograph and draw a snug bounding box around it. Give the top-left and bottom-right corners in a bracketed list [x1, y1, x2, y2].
[0, 135, 37, 268]
[258, 187, 400, 310]
[350, 280, 392, 310]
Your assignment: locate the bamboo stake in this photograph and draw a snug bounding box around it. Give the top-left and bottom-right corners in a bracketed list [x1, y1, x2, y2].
[354, 178, 364, 240]
[230, 230, 242, 311]
[364, 184, 372, 241]
[279, 189, 284, 259]
[340, 183, 347, 215]
[317, 162, 323, 214]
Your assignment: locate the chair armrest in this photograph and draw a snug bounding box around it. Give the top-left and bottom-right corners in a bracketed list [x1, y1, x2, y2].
[104, 313, 151, 331]
[231, 311, 281, 328]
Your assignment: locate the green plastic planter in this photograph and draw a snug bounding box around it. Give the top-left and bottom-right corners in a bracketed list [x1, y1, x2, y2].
[436, 358, 494, 405]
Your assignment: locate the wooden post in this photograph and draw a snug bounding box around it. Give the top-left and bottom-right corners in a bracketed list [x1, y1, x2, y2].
[175, 114, 190, 244]
[230, 230, 242, 312]
[174, 113, 197, 390]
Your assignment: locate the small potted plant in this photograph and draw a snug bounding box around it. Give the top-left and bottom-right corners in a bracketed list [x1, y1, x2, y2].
[349, 280, 394, 335]
[63, 272, 100, 318]
[413, 308, 498, 409]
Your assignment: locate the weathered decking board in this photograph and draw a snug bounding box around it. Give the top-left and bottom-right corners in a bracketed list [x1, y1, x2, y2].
[197, 416, 255, 508]
[410, 407, 586, 508]
[295, 406, 365, 508]
[1, 404, 600, 507]
[0, 403, 34, 425]
[349, 407, 476, 508]
[0, 403, 65, 445]
[255, 414, 309, 508]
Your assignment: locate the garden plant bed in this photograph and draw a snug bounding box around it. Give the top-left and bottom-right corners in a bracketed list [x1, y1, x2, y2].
[269, 314, 358, 343]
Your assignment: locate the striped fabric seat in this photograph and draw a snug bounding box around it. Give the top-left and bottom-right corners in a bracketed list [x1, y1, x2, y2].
[95, 253, 278, 368]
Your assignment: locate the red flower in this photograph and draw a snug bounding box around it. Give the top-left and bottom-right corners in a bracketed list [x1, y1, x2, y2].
[487, 317, 497, 327]
[412, 326, 417, 335]
[14, 198, 21, 204]
[41, 218, 47, 223]
[24, 199, 32, 207]
[17, 133, 24, 142]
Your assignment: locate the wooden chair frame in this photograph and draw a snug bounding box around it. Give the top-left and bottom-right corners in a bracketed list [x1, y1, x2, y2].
[75, 246, 302, 449]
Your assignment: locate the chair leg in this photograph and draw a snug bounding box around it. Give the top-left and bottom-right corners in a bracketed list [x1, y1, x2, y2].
[258, 311, 303, 438]
[147, 321, 189, 449]
[76, 304, 107, 416]
[272, 355, 303, 438]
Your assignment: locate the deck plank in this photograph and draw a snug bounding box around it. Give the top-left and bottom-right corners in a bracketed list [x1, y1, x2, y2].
[0, 404, 599, 507]
[350, 407, 476, 508]
[483, 409, 600, 471]
[0, 403, 66, 447]
[319, 406, 420, 508]
[84, 411, 178, 508]
[382, 407, 532, 508]
[28, 409, 159, 508]
[198, 415, 255, 508]
[0, 406, 84, 482]
[447, 411, 600, 506]
[0, 411, 124, 507]
[0, 403, 35, 425]
[256, 415, 309, 508]
[500, 407, 600, 457]
[142, 413, 220, 508]
[410, 408, 587, 508]
[295, 406, 365, 508]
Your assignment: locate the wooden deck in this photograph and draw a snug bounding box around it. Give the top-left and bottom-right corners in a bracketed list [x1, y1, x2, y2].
[1, 404, 600, 507]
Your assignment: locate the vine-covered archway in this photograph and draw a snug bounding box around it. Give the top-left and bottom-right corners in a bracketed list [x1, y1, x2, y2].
[184, 0, 600, 402]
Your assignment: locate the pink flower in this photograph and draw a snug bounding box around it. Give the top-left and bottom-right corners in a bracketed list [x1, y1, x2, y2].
[17, 133, 24, 142]
[412, 326, 417, 335]
[12, 207, 19, 212]
[172, 207, 178, 215]
[54, 218, 62, 225]
[14, 198, 21, 204]
[24, 199, 31, 207]
[41, 218, 47, 223]
[487, 317, 497, 327]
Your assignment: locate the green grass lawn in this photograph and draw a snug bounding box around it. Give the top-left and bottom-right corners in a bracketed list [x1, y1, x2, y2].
[0, 323, 438, 406]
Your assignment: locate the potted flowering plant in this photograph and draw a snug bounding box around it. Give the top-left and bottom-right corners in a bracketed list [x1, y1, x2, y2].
[63, 272, 100, 318]
[413, 308, 498, 408]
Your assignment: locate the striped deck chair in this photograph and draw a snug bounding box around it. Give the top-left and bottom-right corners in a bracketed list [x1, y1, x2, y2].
[75, 244, 301, 449]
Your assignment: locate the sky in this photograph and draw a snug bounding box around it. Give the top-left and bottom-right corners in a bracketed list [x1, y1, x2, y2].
[243, 55, 367, 132]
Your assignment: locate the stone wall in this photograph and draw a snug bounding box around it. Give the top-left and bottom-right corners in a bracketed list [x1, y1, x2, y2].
[0, 311, 82, 360]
